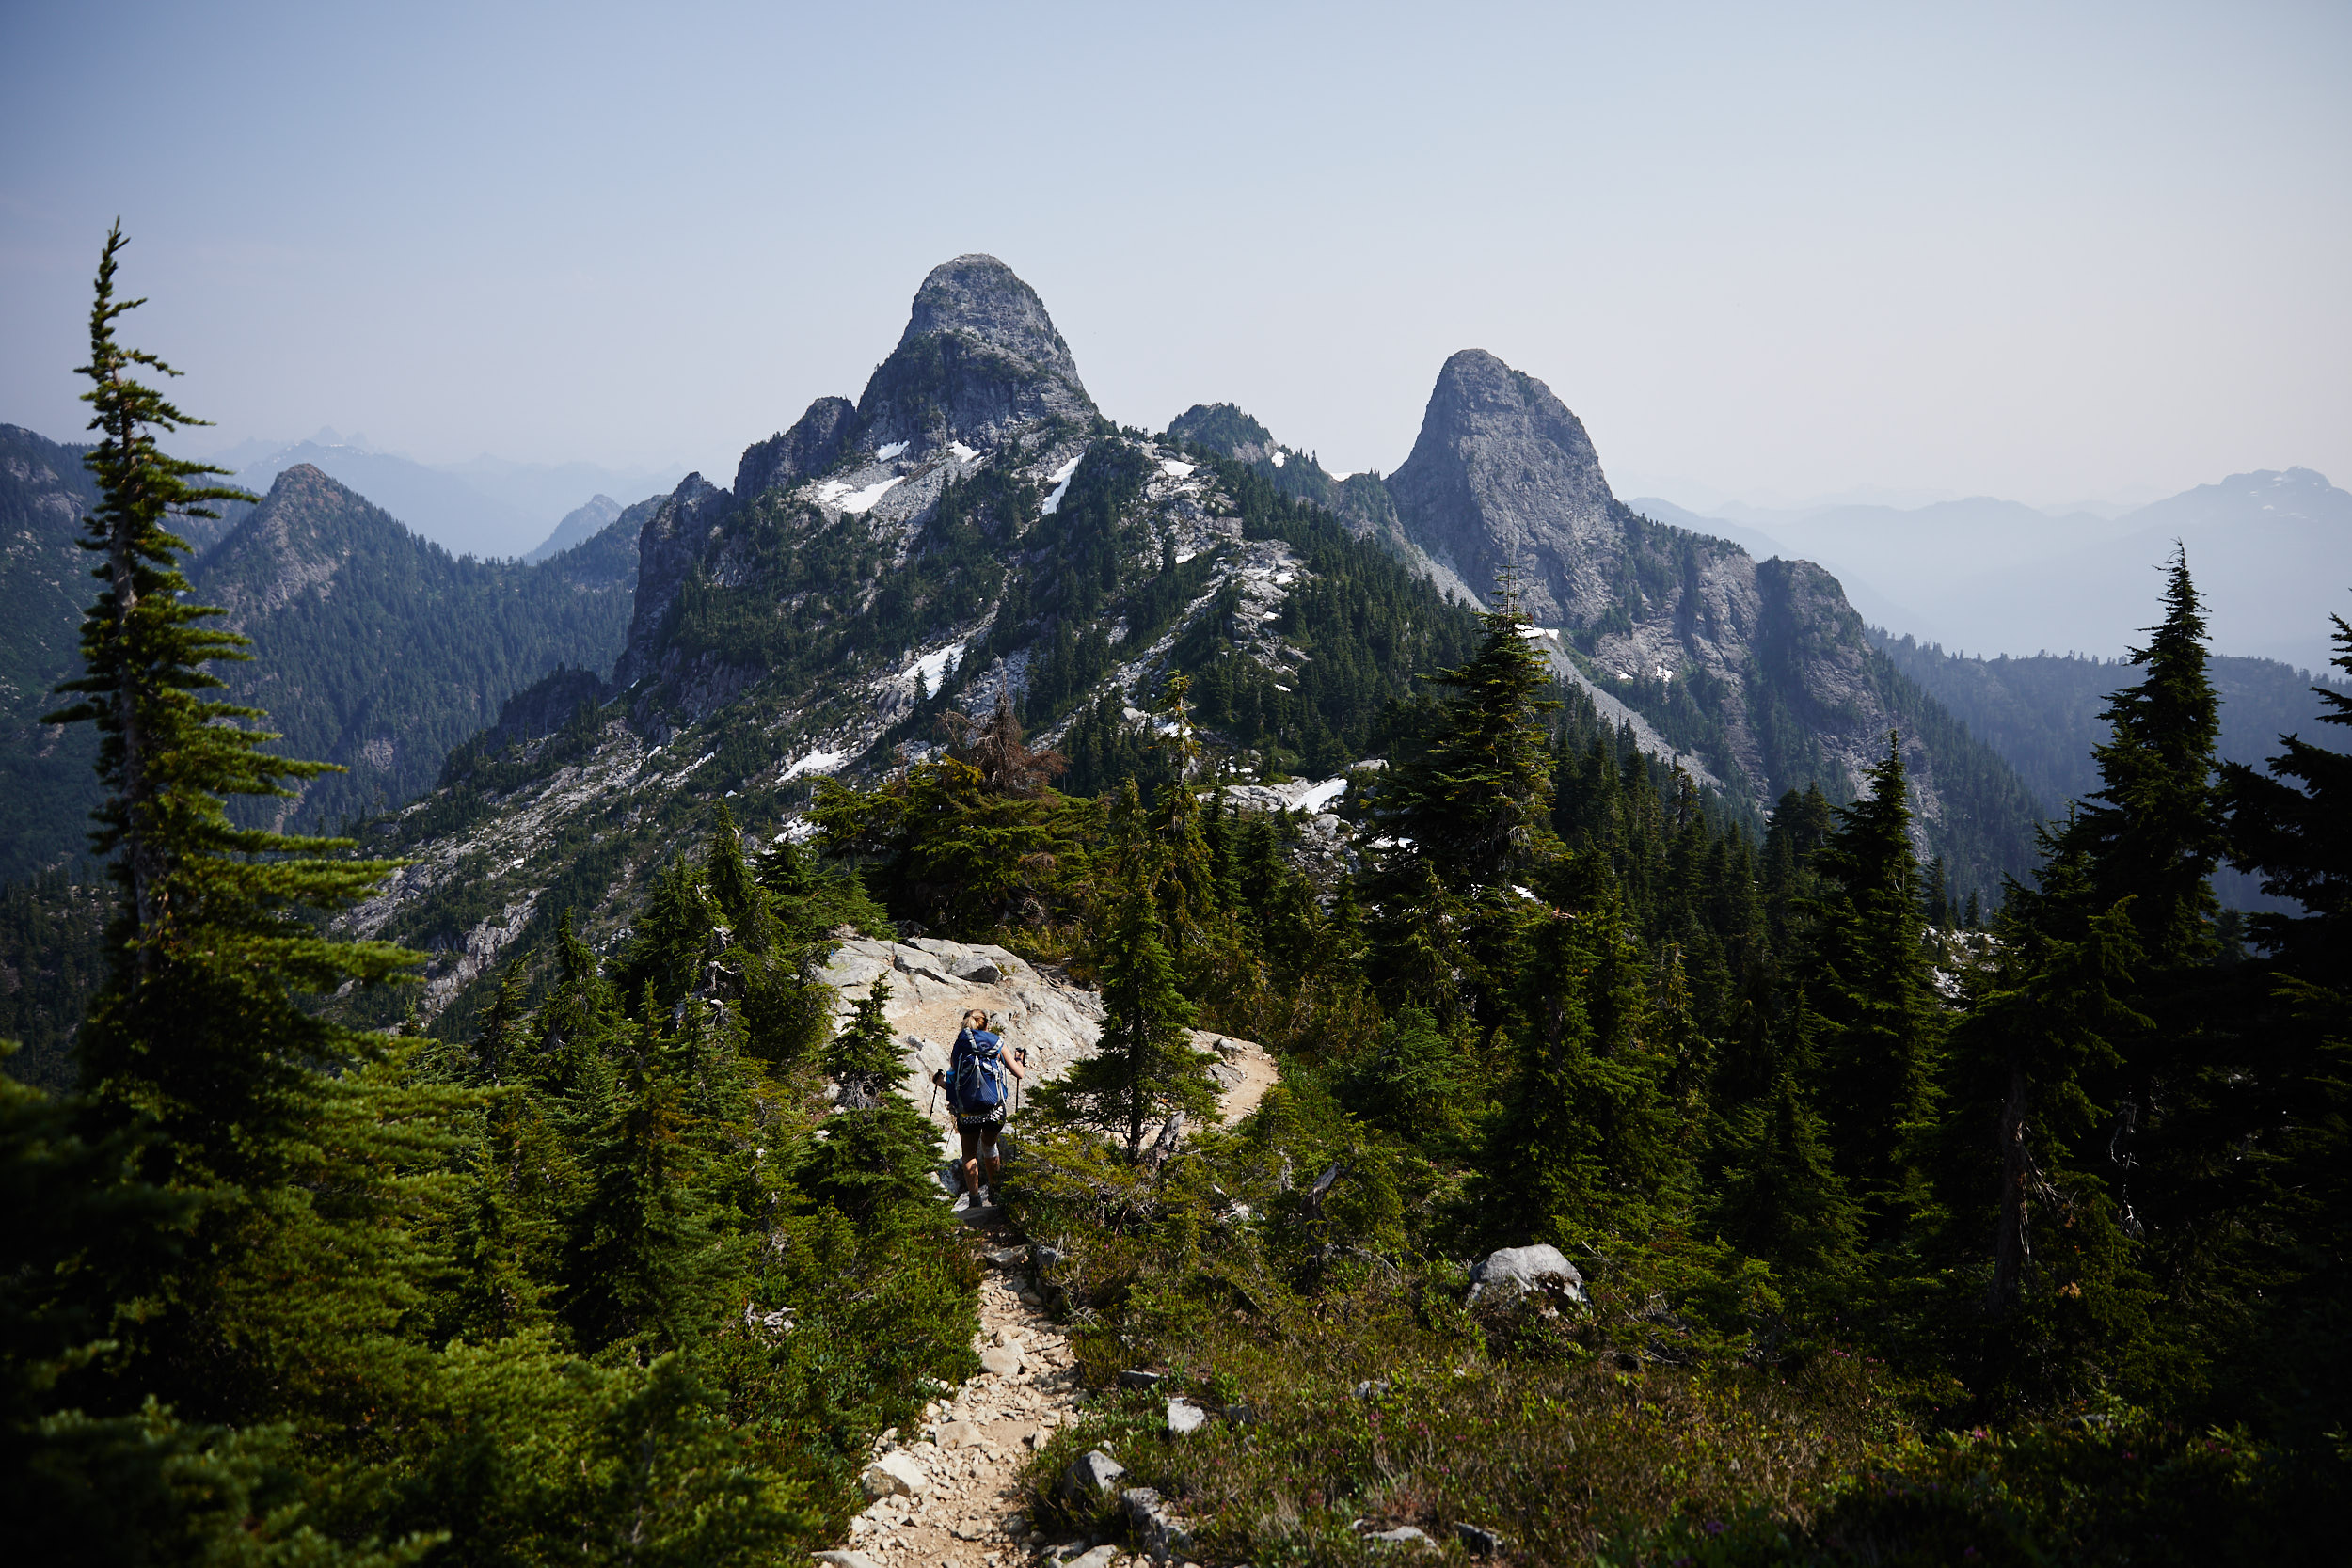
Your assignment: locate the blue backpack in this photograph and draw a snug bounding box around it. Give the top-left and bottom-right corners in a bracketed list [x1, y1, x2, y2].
[953, 1027, 1007, 1111]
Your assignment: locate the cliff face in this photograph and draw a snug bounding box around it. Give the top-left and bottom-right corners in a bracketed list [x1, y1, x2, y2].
[857, 253, 1095, 452]
[1385, 350, 1621, 623]
[1379, 350, 2018, 844]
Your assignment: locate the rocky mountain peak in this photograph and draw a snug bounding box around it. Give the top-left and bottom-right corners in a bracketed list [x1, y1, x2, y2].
[856, 254, 1095, 451]
[898, 253, 1080, 381]
[1386, 349, 1618, 623]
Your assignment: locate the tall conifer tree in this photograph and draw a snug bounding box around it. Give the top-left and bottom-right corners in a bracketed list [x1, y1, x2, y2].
[1805, 736, 1943, 1235]
[47, 227, 453, 1431]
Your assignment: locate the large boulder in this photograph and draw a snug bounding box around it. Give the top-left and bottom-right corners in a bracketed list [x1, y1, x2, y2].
[1466, 1243, 1586, 1305]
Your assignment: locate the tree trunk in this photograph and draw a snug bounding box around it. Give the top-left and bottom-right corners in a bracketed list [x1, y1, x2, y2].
[1987, 1060, 2029, 1314]
[104, 429, 163, 974]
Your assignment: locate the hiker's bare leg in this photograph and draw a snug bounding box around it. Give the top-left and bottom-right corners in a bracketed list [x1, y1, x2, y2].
[958, 1126, 984, 1200]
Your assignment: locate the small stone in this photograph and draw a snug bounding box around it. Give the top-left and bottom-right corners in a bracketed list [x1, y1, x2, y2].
[1031, 1243, 1068, 1272]
[979, 1346, 1025, 1377]
[1366, 1525, 1433, 1546]
[1352, 1379, 1391, 1400]
[1166, 1399, 1208, 1436]
[988, 1245, 1027, 1267]
[1454, 1522, 1505, 1557]
[1064, 1549, 1120, 1568]
[814, 1553, 883, 1568]
[1116, 1370, 1164, 1390]
[937, 1420, 984, 1449]
[1057, 1449, 1126, 1503]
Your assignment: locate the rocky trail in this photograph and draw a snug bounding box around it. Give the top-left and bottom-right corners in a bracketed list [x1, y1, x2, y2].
[815, 936, 1276, 1568]
[823, 1212, 1105, 1568]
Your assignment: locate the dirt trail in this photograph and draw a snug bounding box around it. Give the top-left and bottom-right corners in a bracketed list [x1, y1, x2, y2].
[824, 1043, 1272, 1568]
[832, 1213, 1093, 1568]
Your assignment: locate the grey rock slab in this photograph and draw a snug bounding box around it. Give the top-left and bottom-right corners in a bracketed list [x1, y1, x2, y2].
[978, 1346, 1024, 1377]
[1057, 1449, 1126, 1503]
[1467, 1243, 1588, 1304]
[1166, 1399, 1208, 1435]
[1117, 1370, 1165, 1389]
[860, 1450, 930, 1497]
[1063, 1549, 1120, 1568]
[1454, 1521, 1506, 1557]
[1366, 1525, 1434, 1547]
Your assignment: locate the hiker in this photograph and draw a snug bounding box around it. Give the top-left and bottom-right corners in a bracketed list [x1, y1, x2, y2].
[946, 1007, 1024, 1208]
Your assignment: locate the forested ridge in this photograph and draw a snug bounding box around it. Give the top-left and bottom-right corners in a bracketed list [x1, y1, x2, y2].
[0, 439, 645, 879]
[7, 240, 2346, 1566]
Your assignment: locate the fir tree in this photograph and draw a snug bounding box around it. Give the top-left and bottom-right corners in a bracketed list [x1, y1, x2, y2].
[564, 1012, 732, 1354]
[46, 228, 454, 1433]
[1470, 901, 1684, 1247]
[1805, 735, 1943, 1235]
[1036, 878, 1216, 1153]
[1377, 586, 1559, 891]
[704, 800, 773, 954]
[611, 853, 718, 1016]
[2033, 556, 2234, 1265]
[2222, 612, 2352, 974]
[828, 977, 902, 1101]
[2213, 613, 2352, 1435]
[802, 977, 940, 1221]
[2059, 548, 2226, 971]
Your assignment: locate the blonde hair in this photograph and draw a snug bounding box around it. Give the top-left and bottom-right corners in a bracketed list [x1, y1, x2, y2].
[964, 1008, 989, 1028]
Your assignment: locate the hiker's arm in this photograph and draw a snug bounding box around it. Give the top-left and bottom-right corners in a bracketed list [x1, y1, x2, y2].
[1005, 1049, 1025, 1080]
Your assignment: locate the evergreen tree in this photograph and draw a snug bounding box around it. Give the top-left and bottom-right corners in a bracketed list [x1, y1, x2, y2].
[1470, 902, 1684, 1247]
[1805, 735, 1943, 1234]
[2031, 556, 2236, 1265]
[704, 800, 774, 954]
[563, 1011, 732, 1355]
[611, 853, 718, 1016]
[2060, 549, 2225, 971]
[1376, 587, 1559, 891]
[828, 976, 902, 1100]
[1366, 590, 1560, 1028]
[2222, 612, 2352, 974]
[803, 977, 940, 1221]
[2213, 613, 2352, 1436]
[46, 228, 456, 1436]
[1036, 878, 1216, 1153]
[1703, 985, 1861, 1290]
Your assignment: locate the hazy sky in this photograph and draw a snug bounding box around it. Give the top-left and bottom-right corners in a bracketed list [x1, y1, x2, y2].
[3, 1, 2345, 513]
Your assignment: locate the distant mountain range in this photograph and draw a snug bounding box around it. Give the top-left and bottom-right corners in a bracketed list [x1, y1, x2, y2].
[215, 432, 684, 561]
[1631, 472, 2351, 675]
[0, 425, 646, 879]
[7, 256, 2341, 946]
